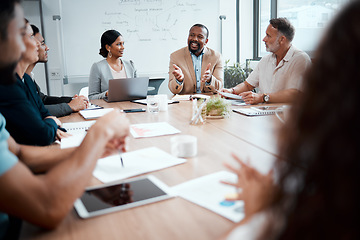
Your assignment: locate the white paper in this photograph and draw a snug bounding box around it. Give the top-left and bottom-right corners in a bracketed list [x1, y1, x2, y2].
[171, 171, 245, 222]
[62, 120, 96, 134]
[171, 94, 191, 101]
[79, 108, 114, 119]
[132, 98, 178, 105]
[93, 147, 186, 183]
[130, 122, 181, 138]
[86, 103, 103, 110]
[60, 132, 86, 149]
[172, 94, 210, 101]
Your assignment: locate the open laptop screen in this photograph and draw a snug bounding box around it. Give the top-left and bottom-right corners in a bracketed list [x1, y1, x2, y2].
[105, 77, 149, 102]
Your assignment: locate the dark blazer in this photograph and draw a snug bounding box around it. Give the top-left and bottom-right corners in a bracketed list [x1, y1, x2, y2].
[0, 73, 58, 146]
[33, 80, 73, 117]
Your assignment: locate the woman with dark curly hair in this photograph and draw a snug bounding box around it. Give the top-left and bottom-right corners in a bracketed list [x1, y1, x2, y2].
[224, 1, 360, 239]
[88, 30, 136, 100]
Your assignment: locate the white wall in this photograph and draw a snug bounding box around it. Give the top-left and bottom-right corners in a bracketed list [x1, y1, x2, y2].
[23, 0, 254, 96]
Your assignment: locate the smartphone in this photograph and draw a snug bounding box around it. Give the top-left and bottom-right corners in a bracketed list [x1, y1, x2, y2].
[123, 108, 146, 113]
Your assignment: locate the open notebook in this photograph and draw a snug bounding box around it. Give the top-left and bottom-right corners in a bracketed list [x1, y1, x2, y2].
[79, 108, 114, 119]
[233, 106, 282, 116]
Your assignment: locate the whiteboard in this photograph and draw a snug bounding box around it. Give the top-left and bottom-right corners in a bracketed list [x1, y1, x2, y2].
[60, 0, 220, 80]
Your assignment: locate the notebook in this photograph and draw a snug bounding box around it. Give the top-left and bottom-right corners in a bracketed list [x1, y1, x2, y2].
[79, 108, 114, 119]
[171, 94, 210, 101]
[62, 121, 96, 134]
[233, 106, 282, 116]
[104, 77, 149, 102]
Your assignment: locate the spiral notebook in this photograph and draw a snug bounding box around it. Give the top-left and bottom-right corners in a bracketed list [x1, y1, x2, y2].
[62, 121, 96, 134]
[233, 106, 281, 116]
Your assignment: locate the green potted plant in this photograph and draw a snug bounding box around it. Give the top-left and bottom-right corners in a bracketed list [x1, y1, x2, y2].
[206, 96, 231, 117]
[224, 59, 253, 88]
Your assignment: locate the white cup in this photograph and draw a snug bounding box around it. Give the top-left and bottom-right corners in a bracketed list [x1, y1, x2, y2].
[157, 94, 168, 112]
[171, 135, 197, 158]
[146, 95, 160, 113]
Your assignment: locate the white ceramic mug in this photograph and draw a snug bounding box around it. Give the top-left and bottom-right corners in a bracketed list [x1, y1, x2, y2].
[171, 135, 197, 158]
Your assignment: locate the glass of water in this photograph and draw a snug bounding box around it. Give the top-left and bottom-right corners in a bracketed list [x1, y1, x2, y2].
[146, 95, 160, 113]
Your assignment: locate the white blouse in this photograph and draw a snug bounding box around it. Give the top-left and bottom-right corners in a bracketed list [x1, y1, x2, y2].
[108, 62, 127, 79]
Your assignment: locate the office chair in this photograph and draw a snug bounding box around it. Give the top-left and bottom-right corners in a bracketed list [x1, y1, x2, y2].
[147, 78, 165, 95]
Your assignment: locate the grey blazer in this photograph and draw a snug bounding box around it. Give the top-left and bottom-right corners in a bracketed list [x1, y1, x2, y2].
[88, 59, 137, 100]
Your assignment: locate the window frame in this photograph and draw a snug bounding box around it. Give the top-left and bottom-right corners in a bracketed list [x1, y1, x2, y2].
[253, 0, 277, 60]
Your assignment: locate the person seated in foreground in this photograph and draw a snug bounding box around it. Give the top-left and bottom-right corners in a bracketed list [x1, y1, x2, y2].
[26, 24, 88, 117]
[222, 2, 360, 239]
[168, 24, 223, 95]
[220, 18, 311, 105]
[0, 19, 68, 146]
[88, 29, 137, 100]
[0, 3, 130, 239]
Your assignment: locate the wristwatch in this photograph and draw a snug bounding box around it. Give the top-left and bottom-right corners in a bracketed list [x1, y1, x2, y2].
[263, 93, 270, 103]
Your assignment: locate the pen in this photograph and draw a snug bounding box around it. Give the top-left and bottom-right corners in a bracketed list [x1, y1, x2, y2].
[122, 108, 146, 113]
[58, 127, 67, 132]
[119, 151, 124, 167]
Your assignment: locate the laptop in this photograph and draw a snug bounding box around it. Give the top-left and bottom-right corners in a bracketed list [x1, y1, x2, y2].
[104, 77, 149, 102]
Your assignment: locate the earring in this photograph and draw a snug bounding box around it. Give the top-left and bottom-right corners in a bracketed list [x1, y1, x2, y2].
[108, 50, 112, 58]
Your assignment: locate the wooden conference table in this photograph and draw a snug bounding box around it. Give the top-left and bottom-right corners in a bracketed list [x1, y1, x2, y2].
[20, 99, 283, 240]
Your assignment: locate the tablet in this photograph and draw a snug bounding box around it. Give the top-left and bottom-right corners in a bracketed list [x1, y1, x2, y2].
[74, 175, 173, 218]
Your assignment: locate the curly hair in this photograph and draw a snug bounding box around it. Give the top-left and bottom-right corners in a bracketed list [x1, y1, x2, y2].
[262, 2, 360, 239]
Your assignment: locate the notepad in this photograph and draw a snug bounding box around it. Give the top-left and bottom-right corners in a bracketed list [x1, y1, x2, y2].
[60, 133, 86, 149]
[131, 99, 179, 105]
[84, 103, 103, 110]
[172, 94, 210, 101]
[93, 147, 186, 183]
[79, 108, 114, 119]
[233, 106, 282, 116]
[218, 92, 243, 100]
[130, 122, 181, 138]
[62, 121, 96, 134]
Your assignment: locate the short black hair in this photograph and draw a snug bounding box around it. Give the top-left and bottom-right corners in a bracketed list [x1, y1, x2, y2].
[269, 17, 295, 42]
[31, 24, 40, 35]
[0, 0, 21, 41]
[190, 23, 209, 39]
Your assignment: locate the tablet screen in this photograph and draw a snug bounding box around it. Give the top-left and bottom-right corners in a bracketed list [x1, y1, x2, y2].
[80, 178, 167, 213]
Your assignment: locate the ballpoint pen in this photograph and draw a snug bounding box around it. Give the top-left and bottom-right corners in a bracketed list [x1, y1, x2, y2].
[58, 127, 67, 132]
[120, 151, 124, 167]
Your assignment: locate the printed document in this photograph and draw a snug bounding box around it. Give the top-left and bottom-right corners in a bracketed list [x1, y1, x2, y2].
[172, 171, 244, 222]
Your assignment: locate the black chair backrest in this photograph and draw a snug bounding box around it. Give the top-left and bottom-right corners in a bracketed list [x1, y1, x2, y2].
[147, 78, 165, 95]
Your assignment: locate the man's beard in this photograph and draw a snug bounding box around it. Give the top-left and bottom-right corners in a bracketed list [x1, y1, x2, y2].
[188, 41, 201, 55]
[0, 61, 17, 85]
